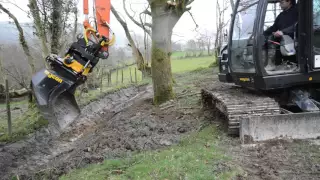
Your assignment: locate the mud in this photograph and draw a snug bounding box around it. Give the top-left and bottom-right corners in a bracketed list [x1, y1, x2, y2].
[0, 85, 202, 180]
[230, 139, 320, 180]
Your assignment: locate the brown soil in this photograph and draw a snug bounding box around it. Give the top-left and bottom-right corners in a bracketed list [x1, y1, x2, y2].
[0, 85, 204, 180]
[227, 138, 320, 180]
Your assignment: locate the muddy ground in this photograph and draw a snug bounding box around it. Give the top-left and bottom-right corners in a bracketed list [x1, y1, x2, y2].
[0, 84, 204, 180]
[1, 70, 320, 180]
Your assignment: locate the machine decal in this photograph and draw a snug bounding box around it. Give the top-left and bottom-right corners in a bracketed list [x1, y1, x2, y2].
[239, 77, 250, 82]
[44, 70, 63, 83]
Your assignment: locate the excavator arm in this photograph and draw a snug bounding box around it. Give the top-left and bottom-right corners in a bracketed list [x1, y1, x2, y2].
[30, 0, 115, 131]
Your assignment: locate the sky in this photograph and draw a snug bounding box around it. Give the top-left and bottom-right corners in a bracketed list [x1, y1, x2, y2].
[0, 0, 218, 47]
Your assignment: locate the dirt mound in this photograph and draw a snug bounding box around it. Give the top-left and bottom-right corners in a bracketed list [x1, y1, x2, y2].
[0, 85, 203, 180]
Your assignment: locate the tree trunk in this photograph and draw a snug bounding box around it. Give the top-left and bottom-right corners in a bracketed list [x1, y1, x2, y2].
[111, 5, 151, 75]
[50, 0, 63, 54]
[0, 51, 4, 82]
[28, 0, 49, 66]
[0, 3, 36, 74]
[151, 7, 177, 105]
[72, 7, 78, 42]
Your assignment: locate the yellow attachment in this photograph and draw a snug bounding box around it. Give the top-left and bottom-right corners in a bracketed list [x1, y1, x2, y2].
[63, 57, 91, 76]
[84, 28, 98, 45]
[84, 27, 116, 47]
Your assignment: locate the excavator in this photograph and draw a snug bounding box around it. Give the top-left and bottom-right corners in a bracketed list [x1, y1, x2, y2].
[30, 0, 115, 130]
[202, 0, 320, 143]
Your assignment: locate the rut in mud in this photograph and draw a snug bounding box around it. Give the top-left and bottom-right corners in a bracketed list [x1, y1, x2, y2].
[0, 84, 204, 180]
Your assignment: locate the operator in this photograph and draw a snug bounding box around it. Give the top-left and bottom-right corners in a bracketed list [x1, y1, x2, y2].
[263, 0, 298, 66]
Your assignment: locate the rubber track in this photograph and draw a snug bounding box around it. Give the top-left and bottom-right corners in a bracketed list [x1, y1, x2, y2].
[202, 84, 281, 135]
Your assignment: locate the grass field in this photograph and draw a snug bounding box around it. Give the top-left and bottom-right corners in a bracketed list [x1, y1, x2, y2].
[171, 50, 210, 59]
[99, 55, 214, 87]
[0, 55, 215, 143]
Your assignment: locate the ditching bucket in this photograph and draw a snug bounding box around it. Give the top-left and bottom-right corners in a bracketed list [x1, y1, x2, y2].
[31, 68, 81, 130]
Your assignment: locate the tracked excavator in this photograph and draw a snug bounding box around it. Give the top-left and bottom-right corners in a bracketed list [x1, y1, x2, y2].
[30, 0, 115, 130]
[202, 0, 320, 143]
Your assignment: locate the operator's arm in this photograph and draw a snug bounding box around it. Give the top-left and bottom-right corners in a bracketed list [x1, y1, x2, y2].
[263, 16, 279, 36]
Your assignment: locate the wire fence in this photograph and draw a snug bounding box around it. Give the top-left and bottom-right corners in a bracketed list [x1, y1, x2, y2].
[75, 65, 148, 106]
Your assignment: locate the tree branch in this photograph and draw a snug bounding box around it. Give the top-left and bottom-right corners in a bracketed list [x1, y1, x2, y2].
[0, 0, 29, 14]
[237, 1, 258, 13]
[123, 0, 151, 36]
[0, 3, 35, 74]
[186, 10, 198, 30]
[186, 0, 195, 6]
[142, 9, 151, 16]
[111, 5, 149, 73]
[139, 4, 152, 34]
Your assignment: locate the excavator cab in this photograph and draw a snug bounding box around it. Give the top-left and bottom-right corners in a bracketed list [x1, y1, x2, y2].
[219, 0, 320, 91]
[202, 0, 320, 143]
[30, 0, 114, 131]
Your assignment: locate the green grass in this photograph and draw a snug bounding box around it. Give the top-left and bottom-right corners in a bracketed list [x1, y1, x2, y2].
[171, 56, 215, 73]
[60, 126, 240, 180]
[106, 55, 215, 84]
[171, 51, 211, 59]
[0, 99, 28, 108]
[0, 103, 48, 143]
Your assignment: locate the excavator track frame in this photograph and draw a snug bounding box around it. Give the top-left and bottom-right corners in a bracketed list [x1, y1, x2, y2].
[201, 83, 281, 135]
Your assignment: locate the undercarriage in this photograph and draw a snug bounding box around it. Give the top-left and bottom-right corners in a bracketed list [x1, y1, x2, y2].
[201, 82, 320, 143]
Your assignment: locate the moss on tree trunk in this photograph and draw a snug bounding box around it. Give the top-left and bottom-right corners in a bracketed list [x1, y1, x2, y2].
[151, 45, 175, 105]
[149, 0, 184, 105]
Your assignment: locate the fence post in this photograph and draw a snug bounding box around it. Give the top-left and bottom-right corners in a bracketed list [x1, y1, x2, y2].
[109, 71, 112, 86]
[116, 68, 119, 85]
[100, 69, 104, 92]
[107, 72, 110, 86]
[5, 79, 11, 136]
[121, 69, 124, 83]
[130, 68, 133, 83]
[135, 68, 137, 83]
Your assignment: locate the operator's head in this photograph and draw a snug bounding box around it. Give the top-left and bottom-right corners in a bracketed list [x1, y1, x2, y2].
[279, 0, 295, 10]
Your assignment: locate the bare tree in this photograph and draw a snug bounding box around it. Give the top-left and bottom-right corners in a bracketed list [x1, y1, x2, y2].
[0, 45, 4, 83]
[111, 5, 151, 75]
[198, 29, 214, 56]
[0, 3, 36, 74]
[28, 0, 79, 62]
[214, 0, 230, 59]
[123, 0, 196, 104]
